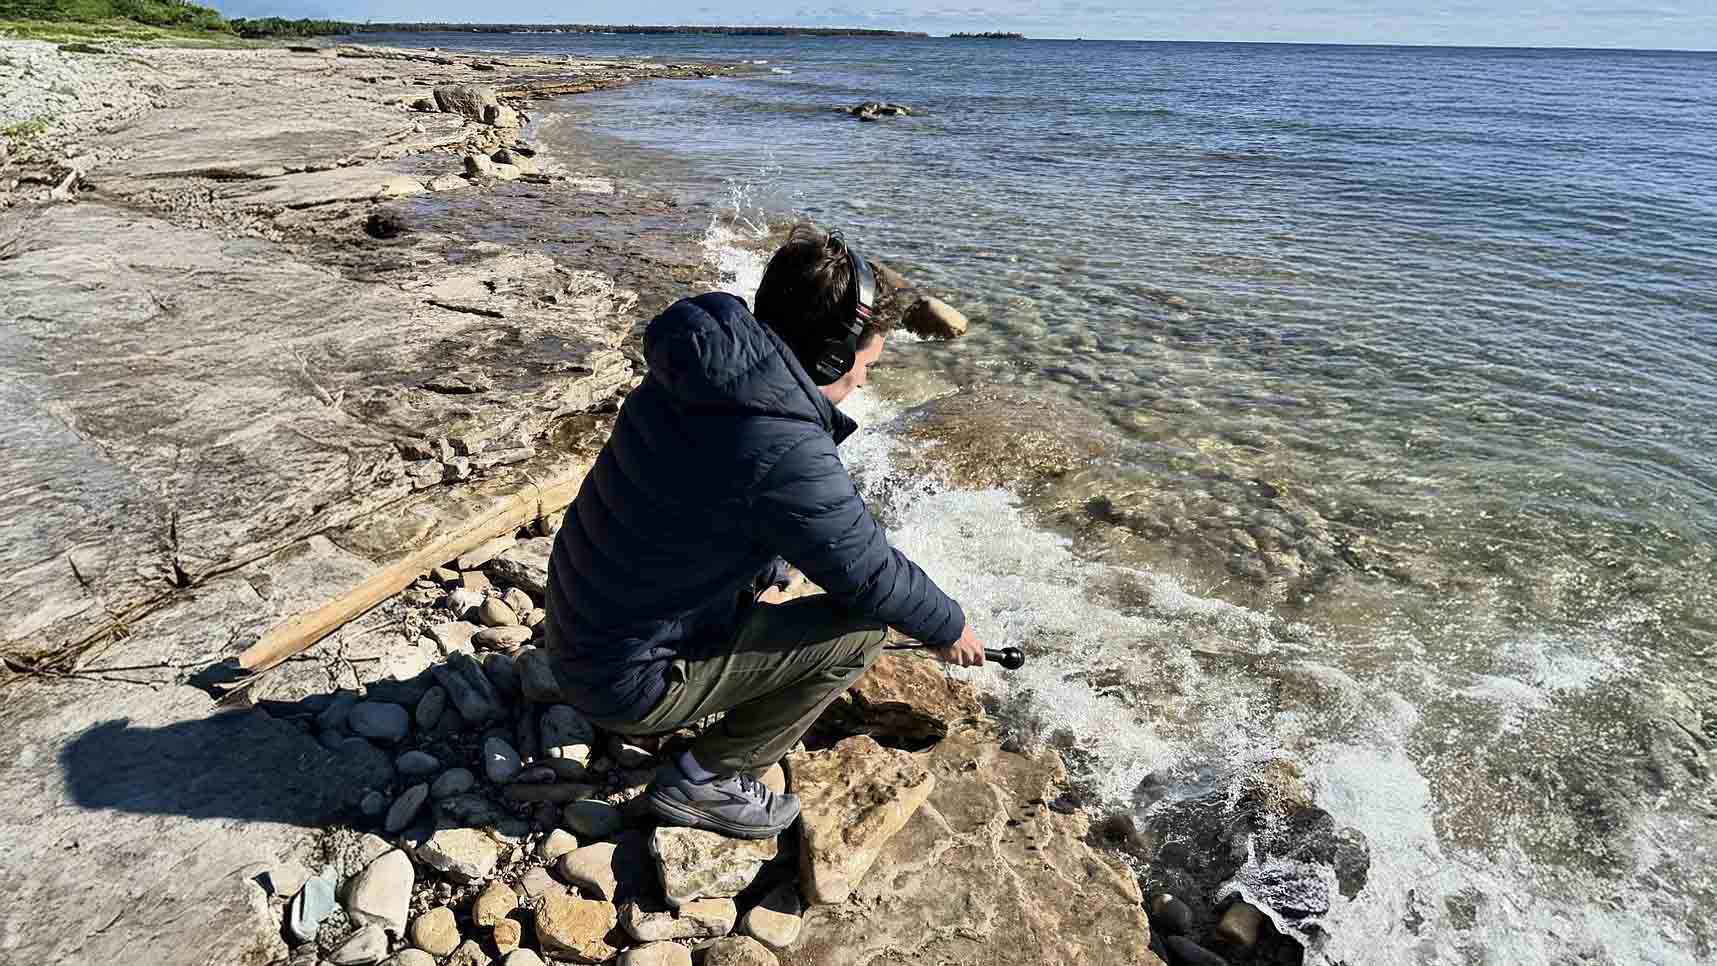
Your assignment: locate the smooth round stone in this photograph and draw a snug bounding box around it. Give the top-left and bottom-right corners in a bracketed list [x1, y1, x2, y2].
[415, 686, 447, 731]
[538, 828, 579, 863]
[397, 750, 442, 777]
[408, 906, 460, 957]
[431, 767, 477, 800]
[474, 625, 533, 649]
[621, 943, 693, 966]
[327, 924, 389, 966]
[484, 737, 523, 784]
[385, 783, 429, 834]
[478, 597, 520, 628]
[494, 917, 523, 954]
[386, 950, 437, 966]
[739, 882, 803, 950]
[503, 950, 546, 966]
[561, 799, 623, 839]
[349, 702, 411, 743]
[501, 587, 535, 617]
[359, 790, 388, 818]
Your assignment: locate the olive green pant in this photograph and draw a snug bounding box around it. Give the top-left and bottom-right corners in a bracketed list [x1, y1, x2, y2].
[590, 595, 887, 775]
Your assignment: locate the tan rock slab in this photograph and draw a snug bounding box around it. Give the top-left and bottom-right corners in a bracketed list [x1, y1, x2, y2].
[473, 879, 519, 926]
[789, 735, 936, 904]
[621, 942, 694, 966]
[704, 936, 779, 966]
[621, 897, 738, 942]
[535, 891, 618, 963]
[649, 827, 777, 909]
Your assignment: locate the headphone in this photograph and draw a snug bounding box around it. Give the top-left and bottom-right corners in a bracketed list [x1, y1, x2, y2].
[807, 236, 879, 386]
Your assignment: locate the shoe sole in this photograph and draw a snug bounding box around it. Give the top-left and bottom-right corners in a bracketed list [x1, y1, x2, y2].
[645, 789, 798, 840]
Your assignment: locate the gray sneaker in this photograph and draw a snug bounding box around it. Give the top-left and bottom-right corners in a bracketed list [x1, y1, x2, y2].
[645, 761, 801, 839]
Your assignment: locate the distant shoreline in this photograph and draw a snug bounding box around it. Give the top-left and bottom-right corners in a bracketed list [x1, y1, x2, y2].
[231, 19, 931, 39]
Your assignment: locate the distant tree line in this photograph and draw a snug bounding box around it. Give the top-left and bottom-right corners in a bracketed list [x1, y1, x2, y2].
[228, 20, 929, 38]
[950, 31, 1025, 39]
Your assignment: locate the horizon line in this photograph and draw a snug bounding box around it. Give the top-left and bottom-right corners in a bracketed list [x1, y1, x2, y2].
[308, 20, 1717, 54]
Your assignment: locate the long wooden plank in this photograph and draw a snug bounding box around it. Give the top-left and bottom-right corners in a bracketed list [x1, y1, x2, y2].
[236, 462, 588, 674]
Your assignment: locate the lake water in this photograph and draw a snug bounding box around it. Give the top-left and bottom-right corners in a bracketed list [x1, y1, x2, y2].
[373, 32, 1716, 966]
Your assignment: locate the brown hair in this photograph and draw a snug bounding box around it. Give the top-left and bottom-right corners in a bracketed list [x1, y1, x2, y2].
[753, 223, 892, 366]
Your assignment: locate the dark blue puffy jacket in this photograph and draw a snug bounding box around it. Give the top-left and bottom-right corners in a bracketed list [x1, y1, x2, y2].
[543, 292, 966, 721]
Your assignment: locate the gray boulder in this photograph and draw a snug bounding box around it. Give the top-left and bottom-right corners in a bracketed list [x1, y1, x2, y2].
[433, 84, 500, 122]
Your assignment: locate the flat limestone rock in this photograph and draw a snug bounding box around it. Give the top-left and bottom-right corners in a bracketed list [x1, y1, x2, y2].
[789, 735, 936, 905]
[622, 897, 738, 942]
[782, 728, 1163, 966]
[484, 537, 554, 595]
[826, 653, 985, 744]
[1, 205, 632, 667]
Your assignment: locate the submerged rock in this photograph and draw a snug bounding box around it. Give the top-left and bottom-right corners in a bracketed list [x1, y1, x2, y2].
[902, 296, 969, 340]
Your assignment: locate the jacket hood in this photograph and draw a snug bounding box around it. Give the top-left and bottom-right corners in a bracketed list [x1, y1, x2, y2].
[643, 292, 856, 442]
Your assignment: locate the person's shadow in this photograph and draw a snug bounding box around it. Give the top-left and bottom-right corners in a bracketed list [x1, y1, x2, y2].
[59, 673, 410, 827]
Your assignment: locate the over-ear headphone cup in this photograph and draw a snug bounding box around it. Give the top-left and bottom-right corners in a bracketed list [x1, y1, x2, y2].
[812, 340, 856, 385]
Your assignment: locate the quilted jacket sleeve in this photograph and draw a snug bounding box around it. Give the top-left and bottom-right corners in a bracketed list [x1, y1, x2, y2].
[742, 433, 966, 647]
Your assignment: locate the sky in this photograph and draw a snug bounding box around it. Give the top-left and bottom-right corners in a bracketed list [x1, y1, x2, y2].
[211, 1, 1717, 50]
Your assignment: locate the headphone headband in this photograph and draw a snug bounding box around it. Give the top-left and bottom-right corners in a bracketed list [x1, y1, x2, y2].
[809, 234, 878, 386]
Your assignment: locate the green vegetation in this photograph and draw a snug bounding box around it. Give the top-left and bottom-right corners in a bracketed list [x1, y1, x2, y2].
[0, 0, 247, 46]
[4, 114, 55, 151]
[228, 17, 349, 39]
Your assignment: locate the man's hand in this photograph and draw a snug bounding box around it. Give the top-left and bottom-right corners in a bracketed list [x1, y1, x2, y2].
[932, 622, 986, 667]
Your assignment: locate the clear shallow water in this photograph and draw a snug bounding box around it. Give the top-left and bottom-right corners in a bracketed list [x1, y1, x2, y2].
[375, 33, 1716, 964]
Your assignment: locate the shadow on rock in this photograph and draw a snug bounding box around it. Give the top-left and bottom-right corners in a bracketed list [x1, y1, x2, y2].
[60, 708, 390, 827]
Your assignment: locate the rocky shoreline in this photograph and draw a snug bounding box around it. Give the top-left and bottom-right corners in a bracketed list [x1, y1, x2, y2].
[0, 38, 1366, 966]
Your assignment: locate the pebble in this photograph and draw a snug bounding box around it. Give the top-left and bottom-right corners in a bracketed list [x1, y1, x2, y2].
[484, 651, 522, 698]
[484, 736, 523, 784]
[478, 597, 520, 628]
[621, 943, 693, 966]
[1216, 900, 1265, 948]
[385, 783, 429, 833]
[287, 865, 338, 942]
[622, 897, 738, 941]
[1149, 893, 1193, 936]
[493, 917, 522, 953]
[557, 839, 653, 902]
[327, 924, 389, 966]
[397, 750, 442, 777]
[317, 690, 360, 732]
[738, 883, 803, 949]
[473, 625, 533, 649]
[444, 589, 484, 618]
[460, 571, 493, 594]
[385, 951, 437, 966]
[434, 652, 505, 723]
[541, 705, 595, 767]
[701, 936, 779, 966]
[415, 686, 448, 730]
[472, 879, 518, 926]
[562, 799, 623, 839]
[408, 906, 460, 956]
[431, 767, 477, 800]
[523, 607, 547, 628]
[503, 951, 546, 966]
[538, 828, 579, 863]
[411, 825, 501, 883]
[259, 860, 311, 898]
[501, 587, 534, 617]
[1162, 935, 1229, 966]
[446, 939, 491, 966]
[518, 865, 560, 899]
[430, 566, 459, 584]
[535, 891, 619, 962]
[345, 849, 414, 937]
[359, 790, 388, 818]
[427, 620, 482, 655]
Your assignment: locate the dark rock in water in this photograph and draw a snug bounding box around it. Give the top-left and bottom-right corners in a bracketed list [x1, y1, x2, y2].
[1163, 935, 1228, 966]
[1148, 894, 1193, 936]
[902, 296, 969, 339]
[1332, 826, 1371, 899]
[1215, 900, 1265, 948]
[847, 101, 913, 120]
